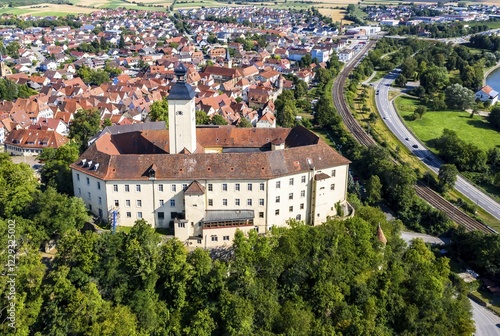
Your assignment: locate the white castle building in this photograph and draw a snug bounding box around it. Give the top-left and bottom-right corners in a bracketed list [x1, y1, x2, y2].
[71, 64, 351, 248]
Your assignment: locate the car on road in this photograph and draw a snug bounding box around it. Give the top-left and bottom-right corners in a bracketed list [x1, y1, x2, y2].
[412, 144, 418, 148]
[405, 137, 409, 141]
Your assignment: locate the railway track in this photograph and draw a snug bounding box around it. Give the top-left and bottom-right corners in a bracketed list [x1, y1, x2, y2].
[332, 40, 495, 234]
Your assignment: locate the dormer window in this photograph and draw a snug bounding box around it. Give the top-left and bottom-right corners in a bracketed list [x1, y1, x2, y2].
[146, 163, 157, 180]
[80, 159, 86, 166]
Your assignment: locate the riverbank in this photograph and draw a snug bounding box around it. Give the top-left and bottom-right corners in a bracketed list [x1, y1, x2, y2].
[483, 60, 500, 86]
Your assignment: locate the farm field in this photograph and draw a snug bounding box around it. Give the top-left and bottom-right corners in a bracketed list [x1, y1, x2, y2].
[395, 95, 500, 152]
[0, 0, 367, 15]
[0, 3, 97, 15]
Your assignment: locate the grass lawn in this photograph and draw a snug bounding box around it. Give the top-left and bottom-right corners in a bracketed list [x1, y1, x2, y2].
[395, 96, 500, 153]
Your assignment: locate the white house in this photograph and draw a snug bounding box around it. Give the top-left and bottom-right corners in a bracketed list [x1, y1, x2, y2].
[476, 85, 499, 105]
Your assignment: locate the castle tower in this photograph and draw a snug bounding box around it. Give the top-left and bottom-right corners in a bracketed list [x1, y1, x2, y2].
[377, 223, 387, 246]
[168, 63, 196, 154]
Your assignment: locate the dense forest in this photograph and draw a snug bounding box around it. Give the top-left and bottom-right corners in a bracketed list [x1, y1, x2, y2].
[0, 149, 476, 334]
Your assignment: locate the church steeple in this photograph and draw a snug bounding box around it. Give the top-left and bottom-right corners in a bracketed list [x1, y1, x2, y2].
[225, 47, 232, 69]
[168, 63, 197, 154]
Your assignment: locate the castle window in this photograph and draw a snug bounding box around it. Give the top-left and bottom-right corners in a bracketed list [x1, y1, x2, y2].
[259, 212, 264, 218]
[115, 200, 119, 206]
[260, 183, 265, 191]
[289, 193, 293, 200]
[172, 184, 176, 192]
[88, 192, 91, 200]
[247, 183, 252, 191]
[211, 235, 218, 242]
[158, 212, 165, 220]
[159, 200, 164, 206]
[275, 209, 280, 215]
[289, 206, 293, 212]
[183, 184, 188, 191]
[208, 184, 213, 191]
[86, 177, 90, 185]
[137, 200, 142, 207]
[331, 184, 335, 190]
[222, 184, 227, 191]
[235, 199, 240, 206]
[208, 199, 213, 206]
[300, 203, 304, 210]
[259, 199, 264, 206]
[332, 170, 336, 177]
[126, 212, 131, 218]
[289, 178, 294, 186]
[223, 199, 228, 206]
[247, 199, 252, 206]
[136, 185, 141, 192]
[296, 214, 302, 220]
[276, 181, 280, 189]
[158, 184, 163, 192]
[98, 197, 102, 205]
[276, 196, 280, 203]
[137, 212, 143, 219]
[97, 182, 101, 190]
[301, 190, 305, 197]
[301, 176, 306, 183]
[223, 236, 230, 241]
[235, 183, 240, 191]
[125, 185, 130, 192]
[77, 173, 80, 181]
[170, 199, 176, 207]
[126, 200, 131, 207]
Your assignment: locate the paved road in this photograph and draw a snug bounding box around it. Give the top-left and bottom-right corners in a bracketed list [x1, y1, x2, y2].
[400, 231, 448, 245]
[375, 71, 500, 222]
[471, 299, 500, 336]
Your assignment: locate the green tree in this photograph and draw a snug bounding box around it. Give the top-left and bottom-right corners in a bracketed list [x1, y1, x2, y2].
[25, 187, 88, 243]
[69, 109, 101, 153]
[238, 117, 253, 128]
[196, 110, 210, 125]
[149, 98, 169, 124]
[395, 74, 407, 87]
[419, 66, 449, 94]
[0, 153, 38, 218]
[413, 105, 427, 119]
[365, 175, 382, 204]
[38, 143, 79, 195]
[294, 80, 308, 99]
[211, 114, 228, 125]
[444, 84, 475, 110]
[438, 164, 458, 193]
[489, 105, 500, 131]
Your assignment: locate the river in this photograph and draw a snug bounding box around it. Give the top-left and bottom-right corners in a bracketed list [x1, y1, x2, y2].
[486, 66, 500, 92]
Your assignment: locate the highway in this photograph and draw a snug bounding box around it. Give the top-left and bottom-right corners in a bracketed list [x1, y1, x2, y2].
[375, 71, 500, 223]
